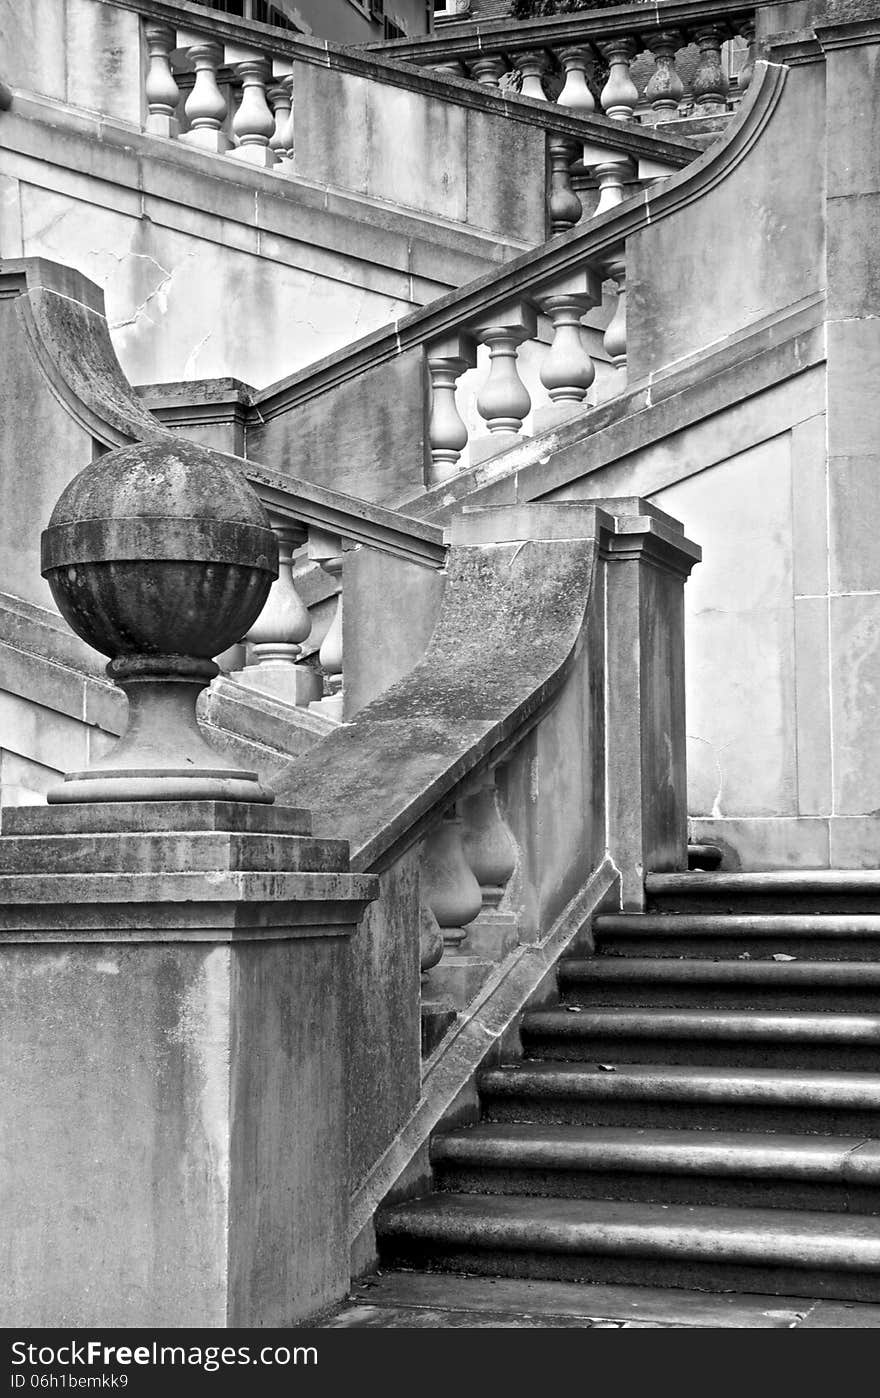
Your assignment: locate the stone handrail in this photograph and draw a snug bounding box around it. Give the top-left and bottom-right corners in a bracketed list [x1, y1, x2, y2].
[244, 58, 784, 500]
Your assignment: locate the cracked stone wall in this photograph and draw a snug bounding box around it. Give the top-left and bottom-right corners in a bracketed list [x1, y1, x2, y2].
[7, 184, 415, 390]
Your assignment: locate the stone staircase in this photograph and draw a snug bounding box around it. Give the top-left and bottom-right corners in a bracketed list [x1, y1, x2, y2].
[375, 870, 880, 1302]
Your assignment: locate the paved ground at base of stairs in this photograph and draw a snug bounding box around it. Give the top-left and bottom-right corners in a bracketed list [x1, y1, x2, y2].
[319, 1273, 880, 1328]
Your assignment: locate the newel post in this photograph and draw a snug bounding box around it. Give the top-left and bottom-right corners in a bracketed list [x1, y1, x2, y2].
[599, 500, 701, 908]
[0, 438, 378, 1327]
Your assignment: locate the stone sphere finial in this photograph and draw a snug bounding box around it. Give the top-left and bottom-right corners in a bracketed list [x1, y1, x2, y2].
[41, 437, 279, 804]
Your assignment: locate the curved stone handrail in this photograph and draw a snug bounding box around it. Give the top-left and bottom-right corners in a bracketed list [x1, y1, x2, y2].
[273, 519, 601, 874]
[249, 58, 785, 427]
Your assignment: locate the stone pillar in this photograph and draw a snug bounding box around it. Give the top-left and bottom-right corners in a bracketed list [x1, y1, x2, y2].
[598, 499, 701, 907]
[0, 437, 378, 1326]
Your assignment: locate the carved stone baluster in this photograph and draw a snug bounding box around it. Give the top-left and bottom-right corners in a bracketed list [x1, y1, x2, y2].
[229, 55, 276, 166]
[645, 30, 684, 123]
[517, 49, 549, 100]
[691, 25, 729, 114]
[736, 20, 756, 94]
[556, 45, 595, 113]
[469, 55, 506, 86]
[603, 252, 628, 372]
[235, 516, 318, 707]
[426, 331, 477, 485]
[470, 301, 538, 458]
[420, 900, 445, 976]
[421, 808, 484, 951]
[143, 22, 180, 138]
[308, 530, 345, 723]
[267, 80, 291, 162]
[277, 71, 295, 161]
[430, 60, 468, 77]
[538, 277, 601, 409]
[459, 770, 520, 961]
[599, 37, 639, 121]
[548, 135, 582, 233]
[582, 144, 634, 215]
[180, 41, 230, 153]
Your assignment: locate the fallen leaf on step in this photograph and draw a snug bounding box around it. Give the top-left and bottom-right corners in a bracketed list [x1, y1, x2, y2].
[737, 952, 751, 960]
[772, 954, 796, 961]
[596, 1064, 616, 1072]
[565, 1005, 583, 1013]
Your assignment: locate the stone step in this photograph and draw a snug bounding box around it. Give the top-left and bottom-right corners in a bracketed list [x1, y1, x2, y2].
[430, 1123, 880, 1211]
[519, 1007, 880, 1070]
[559, 957, 880, 1011]
[376, 1193, 880, 1301]
[478, 1061, 880, 1135]
[593, 913, 880, 960]
[645, 871, 880, 915]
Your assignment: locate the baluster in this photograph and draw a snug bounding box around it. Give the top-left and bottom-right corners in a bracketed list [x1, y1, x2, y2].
[421, 808, 484, 951]
[420, 900, 445, 977]
[691, 25, 729, 114]
[306, 531, 345, 722]
[517, 49, 549, 100]
[548, 135, 582, 234]
[179, 41, 229, 153]
[469, 55, 506, 86]
[235, 517, 319, 707]
[645, 30, 684, 123]
[430, 60, 468, 77]
[426, 331, 477, 486]
[143, 22, 180, 138]
[582, 144, 634, 215]
[599, 37, 639, 121]
[267, 80, 291, 161]
[736, 20, 756, 95]
[603, 253, 627, 372]
[229, 55, 276, 166]
[556, 45, 595, 113]
[470, 302, 537, 455]
[538, 290, 598, 406]
[276, 71, 295, 162]
[459, 770, 521, 963]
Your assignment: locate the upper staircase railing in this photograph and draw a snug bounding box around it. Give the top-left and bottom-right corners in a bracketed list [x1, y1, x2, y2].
[364, 0, 757, 129]
[59, 0, 701, 242]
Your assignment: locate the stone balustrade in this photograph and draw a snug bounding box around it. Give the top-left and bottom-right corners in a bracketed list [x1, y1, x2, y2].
[425, 254, 625, 483]
[377, 5, 757, 128]
[142, 18, 295, 165]
[420, 763, 520, 1021]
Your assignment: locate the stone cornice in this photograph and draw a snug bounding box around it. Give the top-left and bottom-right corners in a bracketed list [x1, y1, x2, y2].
[251, 60, 787, 425]
[105, 0, 699, 162]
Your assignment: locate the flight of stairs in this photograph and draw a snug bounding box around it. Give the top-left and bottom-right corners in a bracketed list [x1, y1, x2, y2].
[376, 869, 880, 1302]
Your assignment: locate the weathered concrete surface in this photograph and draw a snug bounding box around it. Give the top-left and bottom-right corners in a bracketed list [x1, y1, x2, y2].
[0, 802, 376, 1327]
[626, 54, 825, 377]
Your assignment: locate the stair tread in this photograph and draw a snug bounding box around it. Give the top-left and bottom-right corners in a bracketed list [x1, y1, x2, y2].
[432, 1124, 880, 1179]
[521, 1008, 880, 1042]
[479, 1061, 880, 1106]
[595, 914, 880, 934]
[378, 1193, 880, 1267]
[562, 958, 880, 983]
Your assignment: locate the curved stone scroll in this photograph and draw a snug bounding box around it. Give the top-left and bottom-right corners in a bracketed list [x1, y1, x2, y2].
[1, 258, 167, 447]
[273, 505, 603, 874]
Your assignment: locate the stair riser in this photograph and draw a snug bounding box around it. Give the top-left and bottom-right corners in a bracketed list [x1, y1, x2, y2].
[594, 937, 880, 961]
[432, 1166, 880, 1214]
[375, 1243, 880, 1303]
[646, 894, 880, 915]
[560, 986, 880, 1012]
[480, 1096, 880, 1136]
[519, 1037, 880, 1070]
